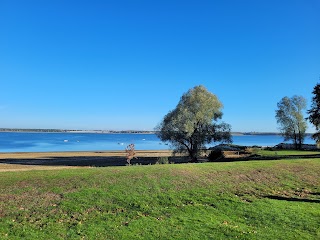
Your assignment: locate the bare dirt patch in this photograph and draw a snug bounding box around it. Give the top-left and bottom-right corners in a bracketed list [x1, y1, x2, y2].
[0, 190, 62, 217]
[0, 164, 83, 172]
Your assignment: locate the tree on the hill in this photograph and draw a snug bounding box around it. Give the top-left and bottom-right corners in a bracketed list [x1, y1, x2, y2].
[307, 83, 320, 143]
[275, 95, 307, 149]
[155, 85, 232, 162]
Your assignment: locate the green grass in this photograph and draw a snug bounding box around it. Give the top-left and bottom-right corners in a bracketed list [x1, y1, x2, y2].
[257, 149, 320, 156]
[1, 159, 319, 239]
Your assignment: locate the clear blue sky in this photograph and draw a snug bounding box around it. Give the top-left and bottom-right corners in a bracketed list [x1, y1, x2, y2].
[1, 0, 319, 132]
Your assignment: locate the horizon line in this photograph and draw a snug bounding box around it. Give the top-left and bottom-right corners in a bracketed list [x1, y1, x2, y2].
[0, 127, 315, 135]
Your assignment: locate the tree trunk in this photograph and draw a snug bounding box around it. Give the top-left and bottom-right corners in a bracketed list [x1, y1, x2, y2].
[190, 156, 198, 162]
[188, 147, 198, 162]
[293, 130, 298, 150]
[298, 131, 303, 150]
[189, 150, 198, 162]
[297, 123, 303, 150]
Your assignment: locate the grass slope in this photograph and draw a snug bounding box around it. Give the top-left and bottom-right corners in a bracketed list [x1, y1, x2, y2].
[0, 159, 319, 239]
[258, 149, 320, 156]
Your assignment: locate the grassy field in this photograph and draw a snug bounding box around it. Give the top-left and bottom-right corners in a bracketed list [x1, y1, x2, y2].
[0, 157, 319, 239]
[257, 149, 320, 156]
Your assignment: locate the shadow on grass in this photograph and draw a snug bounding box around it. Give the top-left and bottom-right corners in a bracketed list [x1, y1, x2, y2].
[1, 152, 319, 168]
[264, 195, 320, 203]
[0, 156, 189, 167]
[210, 154, 320, 163]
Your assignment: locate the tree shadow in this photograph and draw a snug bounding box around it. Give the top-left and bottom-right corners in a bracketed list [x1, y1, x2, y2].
[263, 195, 320, 203]
[212, 154, 320, 162]
[0, 156, 189, 167]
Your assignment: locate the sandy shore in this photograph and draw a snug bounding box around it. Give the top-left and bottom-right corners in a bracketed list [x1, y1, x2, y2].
[0, 150, 181, 172]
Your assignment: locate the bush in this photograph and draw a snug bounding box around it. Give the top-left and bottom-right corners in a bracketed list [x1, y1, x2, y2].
[125, 143, 137, 165]
[156, 157, 169, 164]
[208, 150, 225, 162]
[247, 147, 260, 155]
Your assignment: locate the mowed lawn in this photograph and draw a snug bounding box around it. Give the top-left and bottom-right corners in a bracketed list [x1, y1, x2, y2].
[0, 159, 319, 239]
[258, 149, 320, 156]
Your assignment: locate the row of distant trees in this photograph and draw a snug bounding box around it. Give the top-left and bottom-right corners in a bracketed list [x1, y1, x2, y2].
[275, 83, 320, 150]
[156, 84, 320, 162]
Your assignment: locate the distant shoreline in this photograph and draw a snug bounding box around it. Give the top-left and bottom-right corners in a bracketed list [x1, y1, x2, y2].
[0, 128, 156, 134]
[0, 128, 314, 136]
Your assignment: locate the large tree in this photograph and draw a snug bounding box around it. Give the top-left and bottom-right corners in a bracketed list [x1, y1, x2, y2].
[156, 85, 232, 162]
[275, 95, 307, 149]
[307, 83, 320, 142]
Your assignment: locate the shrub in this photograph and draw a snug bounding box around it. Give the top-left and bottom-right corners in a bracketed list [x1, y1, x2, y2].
[208, 149, 225, 162]
[247, 147, 260, 155]
[125, 143, 137, 165]
[156, 157, 169, 164]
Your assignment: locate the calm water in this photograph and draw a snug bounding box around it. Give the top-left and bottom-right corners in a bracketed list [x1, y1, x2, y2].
[0, 132, 315, 153]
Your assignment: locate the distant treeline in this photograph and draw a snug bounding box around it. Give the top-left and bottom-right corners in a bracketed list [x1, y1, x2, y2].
[0, 128, 68, 133]
[238, 132, 281, 135]
[232, 132, 313, 136]
[0, 128, 156, 134]
[0, 128, 313, 136]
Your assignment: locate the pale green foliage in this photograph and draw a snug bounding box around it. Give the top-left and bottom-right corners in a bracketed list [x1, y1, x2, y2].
[156, 85, 232, 162]
[275, 95, 307, 149]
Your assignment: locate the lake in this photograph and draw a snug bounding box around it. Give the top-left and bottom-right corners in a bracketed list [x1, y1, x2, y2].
[0, 132, 315, 153]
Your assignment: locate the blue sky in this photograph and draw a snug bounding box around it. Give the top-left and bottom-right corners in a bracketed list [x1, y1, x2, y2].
[1, 0, 319, 132]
